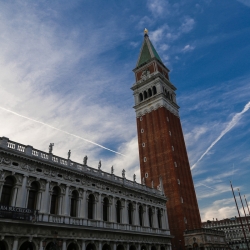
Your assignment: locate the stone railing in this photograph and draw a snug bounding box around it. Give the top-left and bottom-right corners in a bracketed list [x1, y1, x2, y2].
[37, 213, 169, 235]
[184, 228, 225, 236]
[0, 137, 164, 197]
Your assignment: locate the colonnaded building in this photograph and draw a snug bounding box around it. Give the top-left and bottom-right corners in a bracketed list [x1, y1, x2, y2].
[0, 136, 172, 250]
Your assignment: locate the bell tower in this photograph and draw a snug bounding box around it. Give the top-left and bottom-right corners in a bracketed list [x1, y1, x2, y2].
[131, 29, 201, 249]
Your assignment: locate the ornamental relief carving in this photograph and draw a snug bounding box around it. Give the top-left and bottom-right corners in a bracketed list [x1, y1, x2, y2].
[0, 157, 11, 165]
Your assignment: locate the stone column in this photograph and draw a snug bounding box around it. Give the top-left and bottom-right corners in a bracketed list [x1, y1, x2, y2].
[18, 175, 28, 207]
[12, 237, 19, 250]
[0, 182, 4, 199]
[113, 243, 116, 250]
[36, 191, 42, 211]
[11, 186, 18, 206]
[82, 240, 86, 250]
[152, 207, 157, 228]
[162, 209, 168, 229]
[127, 244, 130, 250]
[134, 202, 139, 226]
[98, 241, 102, 250]
[109, 196, 114, 222]
[96, 193, 102, 220]
[64, 185, 70, 216]
[62, 240, 67, 250]
[144, 205, 149, 227]
[123, 200, 127, 224]
[39, 240, 43, 250]
[80, 190, 86, 218]
[41, 181, 50, 213]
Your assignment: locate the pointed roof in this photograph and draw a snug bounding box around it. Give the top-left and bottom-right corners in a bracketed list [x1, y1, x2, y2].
[136, 29, 163, 68]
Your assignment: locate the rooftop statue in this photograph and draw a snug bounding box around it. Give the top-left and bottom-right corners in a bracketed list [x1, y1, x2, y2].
[49, 143, 54, 154]
[83, 155, 88, 165]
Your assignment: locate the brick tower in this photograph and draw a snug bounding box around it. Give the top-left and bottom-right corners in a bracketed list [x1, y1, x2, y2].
[131, 29, 201, 249]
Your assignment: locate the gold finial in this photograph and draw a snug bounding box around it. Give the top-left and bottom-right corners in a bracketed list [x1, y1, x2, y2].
[144, 28, 148, 35]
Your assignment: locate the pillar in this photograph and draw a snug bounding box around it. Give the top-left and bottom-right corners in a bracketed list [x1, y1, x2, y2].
[16, 175, 27, 207]
[39, 240, 43, 250]
[64, 185, 70, 216]
[96, 193, 102, 220]
[41, 181, 50, 213]
[134, 202, 139, 226]
[144, 205, 149, 227]
[80, 190, 86, 218]
[113, 243, 116, 250]
[62, 240, 67, 250]
[82, 241, 86, 250]
[123, 200, 128, 224]
[11, 186, 18, 206]
[12, 237, 18, 250]
[99, 241, 102, 250]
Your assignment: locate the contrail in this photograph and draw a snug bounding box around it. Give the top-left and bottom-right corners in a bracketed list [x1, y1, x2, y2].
[196, 183, 216, 191]
[191, 101, 250, 170]
[0, 106, 125, 156]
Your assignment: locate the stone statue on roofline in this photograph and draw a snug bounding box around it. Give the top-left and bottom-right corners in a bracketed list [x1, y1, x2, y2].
[83, 155, 88, 165]
[122, 169, 125, 178]
[68, 150, 71, 160]
[111, 166, 114, 174]
[98, 160, 101, 170]
[49, 143, 54, 154]
[133, 174, 136, 182]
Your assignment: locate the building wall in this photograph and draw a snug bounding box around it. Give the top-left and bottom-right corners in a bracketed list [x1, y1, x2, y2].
[0, 137, 172, 250]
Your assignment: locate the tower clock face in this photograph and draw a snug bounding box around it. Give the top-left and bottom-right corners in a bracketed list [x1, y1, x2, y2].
[141, 69, 150, 80]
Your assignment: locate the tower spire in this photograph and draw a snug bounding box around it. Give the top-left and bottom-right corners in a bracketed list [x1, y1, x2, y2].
[136, 29, 163, 68]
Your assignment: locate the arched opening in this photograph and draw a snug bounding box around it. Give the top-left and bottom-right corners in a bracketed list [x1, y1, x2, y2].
[152, 86, 157, 95]
[103, 197, 109, 222]
[67, 242, 78, 250]
[160, 247, 165, 250]
[151, 247, 157, 250]
[45, 241, 62, 250]
[139, 205, 143, 226]
[117, 245, 124, 250]
[148, 207, 153, 228]
[0, 241, 7, 250]
[141, 246, 147, 250]
[88, 194, 95, 219]
[157, 209, 162, 229]
[27, 181, 39, 210]
[116, 200, 121, 223]
[102, 244, 111, 250]
[70, 190, 79, 217]
[0, 176, 15, 206]
[19, 241, 34, 250]
[170, 94, 173, 101]
[128, 203, 133, 225]
[143, 91, 148, 100]
[50, 186, 60, 215]
[148, 88, 152, 97]
[86, 243, 96, 250]
[139, 93, 143, 102]
[129, 246, 136, 250]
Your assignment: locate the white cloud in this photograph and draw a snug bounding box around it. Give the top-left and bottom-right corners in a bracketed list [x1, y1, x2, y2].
[147, 0, 170, 17]
[201, 198, 237, 221]
[0, 1, 140, 182]
[179, 17, 195, 33]
[182, 44, 195, 52]
[237, 0, 250, 7]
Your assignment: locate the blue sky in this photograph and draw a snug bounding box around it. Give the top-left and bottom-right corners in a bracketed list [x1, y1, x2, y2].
[0, 0, 250, 221]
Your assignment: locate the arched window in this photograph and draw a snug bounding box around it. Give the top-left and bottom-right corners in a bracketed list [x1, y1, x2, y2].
[157, 209, 162, 229]
[152, 86, 157, 95]
[139, 205, 143, 226]
[139, 93, 143, 102]
[88, 194, 95, 219]
[143, 91, 148, 100]
[50, 186, 60, 215]
[128, 203, 133, 225]
[0, 176, 15, 206]
[103, 197, 109, 221]
[27, 181, 39, 210]
[148, 88, 152, 97]
[148, 207, 153, 227]
[116, 200, 121, 223]
[70, 190, 78, 217]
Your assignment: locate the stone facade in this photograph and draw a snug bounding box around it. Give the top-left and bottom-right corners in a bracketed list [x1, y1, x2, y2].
[203, 217, 250, 249]
[184, 228, 227, 250]
[0, 137, 172, 250]
[131, 32, 201, 249]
